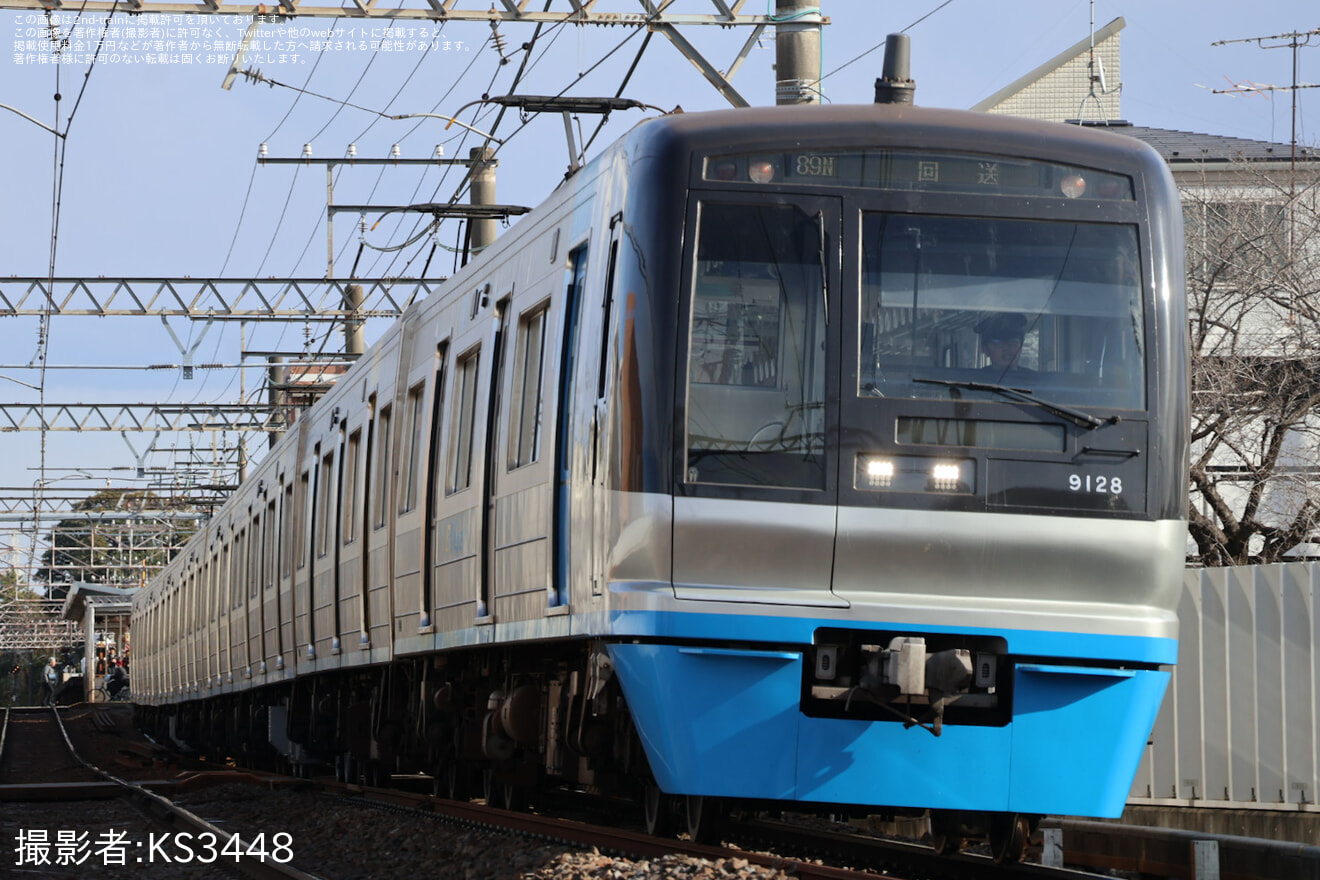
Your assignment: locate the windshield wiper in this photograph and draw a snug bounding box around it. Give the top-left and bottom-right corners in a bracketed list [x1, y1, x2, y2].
[912, 378, 1118, 430]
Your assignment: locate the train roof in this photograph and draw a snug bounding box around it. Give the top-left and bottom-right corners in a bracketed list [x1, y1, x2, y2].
[622, 103, 1167, 176]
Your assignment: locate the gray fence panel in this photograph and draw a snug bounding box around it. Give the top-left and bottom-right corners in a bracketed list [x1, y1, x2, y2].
[1129, 562, 1319, 811]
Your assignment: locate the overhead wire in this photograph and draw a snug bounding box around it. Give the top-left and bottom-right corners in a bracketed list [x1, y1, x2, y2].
[203, 17, 352, 445]
[30, 0, 119, 579]
[364, 2, 668, 281]
[331, 28, 499, 274]
[359, 32, 510, 278]
[198, 22, 501, 463]
[307, 22, 395, 145]
[360, 1, 576, 277]
[373, 2, 652, 271]
[816, 0, 955, 88]
[263, 17, 343, 143]
[237, 23, 509, 443]
[201, 5, 671, 469]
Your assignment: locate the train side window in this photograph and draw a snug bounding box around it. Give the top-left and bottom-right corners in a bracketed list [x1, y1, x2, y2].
[372, 406, 391, 529]
[343, 429, 362, 542]
[448, 347, 481, 494]
[402, 383, 426, 512]
[509, 303, 549, 469]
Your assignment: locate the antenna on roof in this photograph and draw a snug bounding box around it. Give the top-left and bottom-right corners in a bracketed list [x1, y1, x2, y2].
[1077, 0, 1122, 124]
[875, 33, 916, 105]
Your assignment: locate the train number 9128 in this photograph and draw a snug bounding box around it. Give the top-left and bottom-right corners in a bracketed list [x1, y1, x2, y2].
[1069, 474, 1123, 494]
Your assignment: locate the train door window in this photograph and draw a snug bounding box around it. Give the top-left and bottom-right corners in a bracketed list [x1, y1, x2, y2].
[219, 540, 230, 610]
[510, 302, 549, 469]
[297, 471, 310, 568]
[402, 383, 426, 512]
[426, 345, 449, 503]
[372, 405, 392, 529]
[232, 530, 245, 610]
[317, 451, 335, 557]
[281, 482, 294, 578]
[249, 512, 261, 600]
[554, 243, 589, 602]
[263, 502, 276, 592]
[448, 347, 481, 494]
[685, 201, 828, 489]
[210, 550, 220, 622]
[344, 429, 362, 542]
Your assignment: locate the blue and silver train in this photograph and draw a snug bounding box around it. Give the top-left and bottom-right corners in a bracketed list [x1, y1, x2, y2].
[133, 99, 1187, 861]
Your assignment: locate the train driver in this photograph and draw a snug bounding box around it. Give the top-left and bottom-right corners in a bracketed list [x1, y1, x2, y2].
[975, 312, 1035, 378]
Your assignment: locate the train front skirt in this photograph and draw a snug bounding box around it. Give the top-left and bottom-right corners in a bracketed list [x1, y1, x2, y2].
[608, 623, 1171, 818]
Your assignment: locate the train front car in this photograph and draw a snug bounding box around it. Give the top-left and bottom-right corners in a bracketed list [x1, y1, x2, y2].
[602, 104, 1187, 852]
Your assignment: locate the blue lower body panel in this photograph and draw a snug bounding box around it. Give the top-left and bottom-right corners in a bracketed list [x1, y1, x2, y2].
[607, 638, 1170, 818]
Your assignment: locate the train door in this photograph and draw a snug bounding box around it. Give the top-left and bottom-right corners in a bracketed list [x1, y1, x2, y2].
[437, 334, 485, 628]
[311, 442, 340, 659]
[338, 423, 365, 649]
[554, 241, 594, 606]
[421, 345, 447, 631]
[278, 479, 294, 672]
[673, 195, 843, 605]
[591, 223, 623, 602]
[480, 297, 510, 619]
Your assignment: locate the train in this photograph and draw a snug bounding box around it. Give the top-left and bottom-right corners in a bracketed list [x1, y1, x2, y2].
[132, 98, 1188, 862]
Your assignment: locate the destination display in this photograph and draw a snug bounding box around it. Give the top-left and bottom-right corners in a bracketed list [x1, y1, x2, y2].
[703, 150, 1135, 201]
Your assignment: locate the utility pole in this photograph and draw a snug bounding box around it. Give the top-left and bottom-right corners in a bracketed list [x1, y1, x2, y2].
[775, 0, 824, 104]
[468, 147, 499, 256]
[266, 356, 286, 450]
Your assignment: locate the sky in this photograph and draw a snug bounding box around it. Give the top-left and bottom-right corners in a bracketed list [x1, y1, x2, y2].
[0, 0, 1316, 568]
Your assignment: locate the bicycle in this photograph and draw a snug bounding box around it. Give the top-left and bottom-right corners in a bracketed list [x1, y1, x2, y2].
[92, 684, 131, 703]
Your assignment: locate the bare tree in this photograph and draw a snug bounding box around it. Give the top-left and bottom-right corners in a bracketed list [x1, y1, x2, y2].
[1184, 156, 1320, 564]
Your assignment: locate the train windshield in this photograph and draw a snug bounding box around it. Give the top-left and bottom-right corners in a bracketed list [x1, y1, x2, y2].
[859, 214, 1145, 410]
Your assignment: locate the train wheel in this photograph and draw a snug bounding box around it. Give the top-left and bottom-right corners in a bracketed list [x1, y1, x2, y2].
[989, 813, 1029, 864]
[929, 811, 964, 855]
[682, 795, 722, 844]
[643, 786, 675, 837]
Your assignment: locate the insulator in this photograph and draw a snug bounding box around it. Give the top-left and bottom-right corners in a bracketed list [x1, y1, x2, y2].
[489, 20, 509, 63]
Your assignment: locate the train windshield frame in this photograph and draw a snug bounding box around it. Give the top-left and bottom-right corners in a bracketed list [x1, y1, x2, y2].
[679, 145, 1157, 515]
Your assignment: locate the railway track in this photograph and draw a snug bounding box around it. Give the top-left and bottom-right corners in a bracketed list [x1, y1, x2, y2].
[0, 704, 1115, 880]
[288, 776, 1120, 880]
[9, 704, 1305, 880]
[0, 706, 322, 879]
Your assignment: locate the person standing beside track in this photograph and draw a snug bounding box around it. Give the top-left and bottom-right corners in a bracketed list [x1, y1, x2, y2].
[43, 657, 59, 706]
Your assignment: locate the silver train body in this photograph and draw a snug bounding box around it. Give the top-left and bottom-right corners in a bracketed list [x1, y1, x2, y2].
[133, 104, 1188, 838]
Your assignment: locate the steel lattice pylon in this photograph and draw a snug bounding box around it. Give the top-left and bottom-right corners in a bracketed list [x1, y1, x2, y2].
[0, 600, 82, 651]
